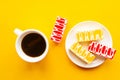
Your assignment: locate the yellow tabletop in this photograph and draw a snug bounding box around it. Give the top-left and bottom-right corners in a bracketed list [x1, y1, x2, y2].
[0, 0, 120, 80]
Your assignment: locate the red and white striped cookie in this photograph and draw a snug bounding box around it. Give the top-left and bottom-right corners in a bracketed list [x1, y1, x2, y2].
[51, 16, 67, 43]
[88, 42, 116, 59]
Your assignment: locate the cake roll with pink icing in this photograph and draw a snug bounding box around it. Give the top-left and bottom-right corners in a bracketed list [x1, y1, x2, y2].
[51, 16, 67, 43]
[88, 42, 116, 59]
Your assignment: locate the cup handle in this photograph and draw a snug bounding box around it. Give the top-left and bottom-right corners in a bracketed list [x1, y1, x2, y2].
[14, 28, 23, 36]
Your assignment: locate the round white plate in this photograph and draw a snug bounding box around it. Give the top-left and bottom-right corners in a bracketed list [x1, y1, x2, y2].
[65, 21, 112, 68]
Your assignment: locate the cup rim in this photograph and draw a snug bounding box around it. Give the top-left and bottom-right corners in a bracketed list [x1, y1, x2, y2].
[15, 29, 49, 63]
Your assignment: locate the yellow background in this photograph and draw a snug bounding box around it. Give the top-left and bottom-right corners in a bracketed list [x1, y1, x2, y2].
[0, 0, 120, 80]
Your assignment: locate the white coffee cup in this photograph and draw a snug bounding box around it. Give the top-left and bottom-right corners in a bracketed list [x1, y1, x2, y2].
[14, 28, 49, 63]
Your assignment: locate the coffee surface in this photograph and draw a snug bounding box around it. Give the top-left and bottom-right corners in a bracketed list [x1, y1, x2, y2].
[21, 33, 46, 57]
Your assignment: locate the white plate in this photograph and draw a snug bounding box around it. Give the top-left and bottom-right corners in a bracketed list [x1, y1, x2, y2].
[65, 21, 112, 68]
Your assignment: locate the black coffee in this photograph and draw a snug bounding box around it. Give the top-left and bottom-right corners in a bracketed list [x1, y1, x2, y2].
[21, 33, 46, 57]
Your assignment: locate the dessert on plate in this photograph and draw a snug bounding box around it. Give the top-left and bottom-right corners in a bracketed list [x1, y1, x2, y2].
[70, 42, 96, 64]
